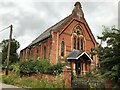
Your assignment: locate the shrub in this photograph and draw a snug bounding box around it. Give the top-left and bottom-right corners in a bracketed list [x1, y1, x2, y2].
[20, 60, 34, 74]
[32, 59, 51, 74]
[49, 63, 65, 75]
[8, 63, 20, 74]
[20, 60, 65, 75]
[1, 63, 20, 76]
[20, 59, 51, 74]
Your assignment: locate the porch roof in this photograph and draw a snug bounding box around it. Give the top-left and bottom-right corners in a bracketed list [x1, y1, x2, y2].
[66, 50, 93, 62]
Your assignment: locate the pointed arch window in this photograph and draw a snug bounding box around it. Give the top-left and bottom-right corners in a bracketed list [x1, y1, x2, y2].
[61, 41, 65, 57]
[73, 37, 76, 49]
[31, 49, 33, 58]
[73, 37, 83, 50]
[44, 46, 46, 59]
[72, 24, 84, 50]
[77, 31, 80, 35]
[77, 38, 80, 50]
[79, 38, 83, 50]
[36, 48, 39, 57]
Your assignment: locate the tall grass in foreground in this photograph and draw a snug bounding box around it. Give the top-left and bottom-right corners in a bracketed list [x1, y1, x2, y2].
[2, 73, 66, 88]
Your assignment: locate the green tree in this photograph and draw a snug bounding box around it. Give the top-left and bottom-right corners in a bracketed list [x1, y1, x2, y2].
[1, 39, 20, 65]
[97, 27, 120, 88]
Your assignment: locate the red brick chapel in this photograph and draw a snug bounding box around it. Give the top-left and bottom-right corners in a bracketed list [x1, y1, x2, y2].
[20, 2, 99, 76]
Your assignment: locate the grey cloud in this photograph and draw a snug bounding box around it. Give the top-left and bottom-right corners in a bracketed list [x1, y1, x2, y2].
[80, 2, 118, 44]
[1, 3, 47, 38]
[33, 2, 73, 19]
[15, 12, 47, 37]
[1, 13, 17, 26]
[33, 2, 61, 19]
[82, 2, 114, 18]
[118, 1, 120, 29]
[0, 1, 16, 8]
[82, 2, 103, 13]
[82, 2, 117, 30]
[0, 1, 118, 50]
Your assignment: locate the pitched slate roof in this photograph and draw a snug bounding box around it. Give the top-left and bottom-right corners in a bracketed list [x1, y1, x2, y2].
[66, 50, 93, 62]
[67, 50, 83, 59]
[28, 14, 72, 47]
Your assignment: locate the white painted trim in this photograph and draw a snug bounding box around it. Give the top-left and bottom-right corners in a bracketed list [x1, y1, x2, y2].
[73, 63, 75, 69]
[76, 52, 93, 62]
[91, 63, 95, 65]
[33, 46, 35, 48]
[67, 51, 93, 62]
[67, 57, 77, 60]
[65, 66, 71, 69]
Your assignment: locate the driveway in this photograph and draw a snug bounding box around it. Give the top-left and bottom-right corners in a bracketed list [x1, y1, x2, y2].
[0, 82, 28, 90]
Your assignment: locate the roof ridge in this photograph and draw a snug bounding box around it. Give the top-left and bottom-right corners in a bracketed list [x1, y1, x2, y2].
[28, 14, 72, 47]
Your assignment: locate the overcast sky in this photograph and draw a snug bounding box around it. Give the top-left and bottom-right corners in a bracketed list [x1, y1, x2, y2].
[0, 0, 119, 52]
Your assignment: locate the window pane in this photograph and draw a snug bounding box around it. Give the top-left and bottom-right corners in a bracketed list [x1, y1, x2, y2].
[61, 41, 65, 57]
[44, 46, 46, 59]
[36, 48, 38, 57]
[73, 37, 76, 49]
[80, 39, 83, 50]
[77, 38, 80, 50]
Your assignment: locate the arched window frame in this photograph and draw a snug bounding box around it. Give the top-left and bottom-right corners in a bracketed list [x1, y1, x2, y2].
[77, 37, 80, 50]
[79, 38, 83, 50]
[73, 25, 83, 36]
[61, 40, 65, 57]
[72, 24, 84, 50]
[73, 36, 77, 49]
[44, 46, 46, 59]
[36, 48, 39, 58]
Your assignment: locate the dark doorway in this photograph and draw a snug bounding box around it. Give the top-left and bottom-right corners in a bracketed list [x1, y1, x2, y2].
[75, 62, 81, 75]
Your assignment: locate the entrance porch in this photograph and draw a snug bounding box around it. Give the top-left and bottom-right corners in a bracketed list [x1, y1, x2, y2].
[67, 50, 93, 76]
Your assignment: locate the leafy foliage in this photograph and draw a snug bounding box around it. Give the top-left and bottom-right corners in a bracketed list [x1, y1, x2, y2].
[20, 59, 51, 74]
[1, 39, 20, 64]
[20, 59, 65, 76]
[97, 27, 120, 88]
[20, 60, 35, 74]
[9, 63, 20, 75]
[49, 63, 65, 75]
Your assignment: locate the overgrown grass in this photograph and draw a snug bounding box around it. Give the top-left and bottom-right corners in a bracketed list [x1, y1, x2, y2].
[2, 72, 66, 88]
[2, 61, 66, 88]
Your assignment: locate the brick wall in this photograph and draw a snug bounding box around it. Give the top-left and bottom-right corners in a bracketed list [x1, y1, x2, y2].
[29, 66, 72, 88]
[20, 19, 98, 71]
[20, 38, 52, 61]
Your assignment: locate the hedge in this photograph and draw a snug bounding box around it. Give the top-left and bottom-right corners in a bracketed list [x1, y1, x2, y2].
[20, 59, 64, 75]
[20, 60, 50, 74]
